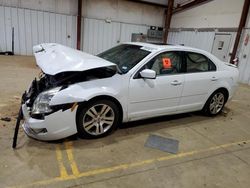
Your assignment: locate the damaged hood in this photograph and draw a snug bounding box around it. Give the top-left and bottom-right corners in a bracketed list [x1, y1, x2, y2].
[33, 43, 115, 75]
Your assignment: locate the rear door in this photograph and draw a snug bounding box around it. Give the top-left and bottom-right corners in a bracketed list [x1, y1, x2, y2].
[178, 51, 218, 112]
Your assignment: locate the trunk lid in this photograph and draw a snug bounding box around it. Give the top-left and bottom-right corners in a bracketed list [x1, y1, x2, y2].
[224, 62, 238, 68]
[33, 43, 115, 75]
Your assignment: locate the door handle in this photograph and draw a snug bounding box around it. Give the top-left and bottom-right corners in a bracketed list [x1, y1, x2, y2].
[171, 80, 182, 86]
[211, 76, 218, 81]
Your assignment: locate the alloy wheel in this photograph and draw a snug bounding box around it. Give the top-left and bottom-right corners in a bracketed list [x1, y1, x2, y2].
[82, 104, 115, 136]
[209, 92, 225, 114]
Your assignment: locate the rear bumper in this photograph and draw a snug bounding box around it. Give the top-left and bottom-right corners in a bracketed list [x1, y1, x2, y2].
[22, 104, 77, 141]
[228, 82, 238, 102]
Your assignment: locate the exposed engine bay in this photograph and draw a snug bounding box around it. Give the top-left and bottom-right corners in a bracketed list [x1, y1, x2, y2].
[25, 66, 117, 109]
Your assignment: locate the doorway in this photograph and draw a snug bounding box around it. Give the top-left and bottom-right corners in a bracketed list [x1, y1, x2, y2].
[211, 34, 232, 62]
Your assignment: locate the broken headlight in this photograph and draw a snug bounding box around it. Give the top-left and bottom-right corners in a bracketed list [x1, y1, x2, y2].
[32, 87, 61, 114]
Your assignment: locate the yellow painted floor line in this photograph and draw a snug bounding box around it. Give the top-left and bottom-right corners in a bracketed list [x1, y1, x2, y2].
[55, 145, 69, 178]
[10, 139, 250, 188]
[65, 141, 80, 176]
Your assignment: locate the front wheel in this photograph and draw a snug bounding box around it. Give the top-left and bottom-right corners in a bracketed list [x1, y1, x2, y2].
[76, 100, 120, 138]
[203, 91, 226, 116]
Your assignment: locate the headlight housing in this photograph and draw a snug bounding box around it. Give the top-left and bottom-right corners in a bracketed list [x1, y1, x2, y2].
[32, 87, 61, 114]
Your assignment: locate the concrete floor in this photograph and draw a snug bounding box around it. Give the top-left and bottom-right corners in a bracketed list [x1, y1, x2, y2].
[0, 55, 250, 188]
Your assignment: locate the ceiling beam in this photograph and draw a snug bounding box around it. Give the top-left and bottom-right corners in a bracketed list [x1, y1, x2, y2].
[230, 0, 250, 64]
[126, 0, 167, 8]
[76, 0, 82, 50]
[164, 0, 174, 43]
[173, 0, 212, 14]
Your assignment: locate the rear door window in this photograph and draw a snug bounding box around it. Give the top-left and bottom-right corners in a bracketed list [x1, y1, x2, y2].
[185, 52, 216, 73]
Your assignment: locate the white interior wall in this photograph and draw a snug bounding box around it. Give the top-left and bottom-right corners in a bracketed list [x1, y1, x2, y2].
[0, 0, 78, 55]
[168, 31, 215, 52]
[81, 0, 165, 54]
[0, 0, 78, 15]
[237, 7, 250, 84]
[0, 0, 166, 55]
[82, 18, 121, 55]
[81, 18, 149, 55]
[171, 0, 244, 28]
[0, 5, 77, 55]
[168, 30, 236, 61]
[238, 29, 250, 84]
[168, 0, 242, 64]
[82, 0, 165, 27]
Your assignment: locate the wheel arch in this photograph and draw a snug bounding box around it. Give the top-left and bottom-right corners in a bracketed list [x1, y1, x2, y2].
[203, 87, 229, 111]
[77, 95, 124, 124]
[213, 87, 229, 103]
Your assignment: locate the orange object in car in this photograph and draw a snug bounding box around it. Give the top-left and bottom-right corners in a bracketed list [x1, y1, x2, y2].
[162, 58, 172, 69]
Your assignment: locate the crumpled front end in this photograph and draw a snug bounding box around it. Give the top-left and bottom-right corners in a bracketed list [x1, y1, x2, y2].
[22, 102, 77, 141]
[21, 65, 117, 140]
[21, 77, 78, 141]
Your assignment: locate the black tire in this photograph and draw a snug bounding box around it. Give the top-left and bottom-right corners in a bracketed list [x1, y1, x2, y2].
[203, 90, 226, 116]
[76, 99, 120, 138]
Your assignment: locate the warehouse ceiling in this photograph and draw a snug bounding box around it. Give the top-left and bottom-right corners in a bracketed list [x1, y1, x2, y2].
[133, 0, 194, 7]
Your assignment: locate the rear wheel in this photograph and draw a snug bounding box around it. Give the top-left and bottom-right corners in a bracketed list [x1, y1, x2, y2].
[203, 91, 226, 116]
[76, 100, 119, 138]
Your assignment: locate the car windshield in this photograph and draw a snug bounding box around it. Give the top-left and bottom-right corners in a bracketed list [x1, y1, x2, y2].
[97, 44, 151, 74]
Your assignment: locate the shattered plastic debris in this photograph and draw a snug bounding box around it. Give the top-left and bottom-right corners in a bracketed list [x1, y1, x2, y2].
[0, 117, 11, 122]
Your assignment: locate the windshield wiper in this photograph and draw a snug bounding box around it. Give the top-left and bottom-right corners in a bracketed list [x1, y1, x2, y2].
[116, 66, 123, 74]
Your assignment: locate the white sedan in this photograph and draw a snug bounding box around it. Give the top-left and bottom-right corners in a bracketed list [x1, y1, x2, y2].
[21, 42, 239, 141]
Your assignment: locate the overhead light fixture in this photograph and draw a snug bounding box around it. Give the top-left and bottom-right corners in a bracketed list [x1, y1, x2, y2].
[105, 19, 112, 23]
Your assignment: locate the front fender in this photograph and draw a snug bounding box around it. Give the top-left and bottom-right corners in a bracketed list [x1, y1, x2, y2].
[49, 84, 119, 106]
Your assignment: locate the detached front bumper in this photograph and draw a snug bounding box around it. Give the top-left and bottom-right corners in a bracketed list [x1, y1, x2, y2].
[22, 103, 77, 141]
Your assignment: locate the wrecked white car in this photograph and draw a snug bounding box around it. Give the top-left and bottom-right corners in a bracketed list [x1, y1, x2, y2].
[20, 42, 238, 141]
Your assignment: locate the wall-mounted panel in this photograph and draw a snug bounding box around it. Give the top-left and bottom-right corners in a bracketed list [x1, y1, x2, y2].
[0, 5, 77, 55]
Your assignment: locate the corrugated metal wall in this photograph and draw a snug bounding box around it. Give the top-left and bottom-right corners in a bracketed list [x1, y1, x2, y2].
[81, 18, 121, 55]
[238, 28, 250, 84]
[168, 31, 236, 62]
[82, 18, 149, 55]
[0, 0, 78, 15]
[120, 23, 148, 43]
[0, 5, 77, 55]
[168, 31, 215, 52]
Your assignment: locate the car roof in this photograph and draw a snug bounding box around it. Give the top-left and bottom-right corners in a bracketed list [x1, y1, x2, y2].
[125, 42, 209, 54]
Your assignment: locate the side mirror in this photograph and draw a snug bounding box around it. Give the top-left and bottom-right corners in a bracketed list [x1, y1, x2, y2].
[140, 69, 156, 79]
